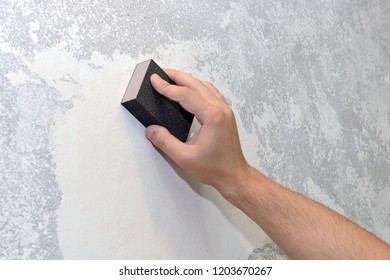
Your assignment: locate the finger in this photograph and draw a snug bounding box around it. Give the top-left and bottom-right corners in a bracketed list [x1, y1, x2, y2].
[201, 81, 227, 104]
[145, 125, 188, 163]
[163, 68, 204, 91]
[151, 74, 210, 123]
[163, 68, 215, 101]
[201, 81, 218, 94]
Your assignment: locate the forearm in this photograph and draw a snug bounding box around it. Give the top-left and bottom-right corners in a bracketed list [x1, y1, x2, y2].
[221, 166, 390, 259]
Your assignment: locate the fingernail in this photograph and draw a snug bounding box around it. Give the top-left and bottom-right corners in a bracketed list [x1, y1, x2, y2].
[145, 127, 154, 139]
[150, 74, 160, 82]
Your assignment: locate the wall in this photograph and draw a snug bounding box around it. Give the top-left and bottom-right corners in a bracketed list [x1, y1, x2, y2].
[1, 0, 389, 259]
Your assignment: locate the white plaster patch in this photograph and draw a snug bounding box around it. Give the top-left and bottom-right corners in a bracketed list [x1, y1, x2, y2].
[317, 100, 343, 142]
[220, 7, 232, 29]
[28, 41, 266, 259]
[5, 70, 34, 86]
[28, 20, 40, 43]
[19, 221, 39, 247]
[67, 24, 79, 39]
[288, 101, 302, 129]
[258, 102, 278, 130]
[238, 117, 261, 167]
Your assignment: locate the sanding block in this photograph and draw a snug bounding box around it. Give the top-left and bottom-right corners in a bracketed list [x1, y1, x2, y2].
[121, 59, 194, 142]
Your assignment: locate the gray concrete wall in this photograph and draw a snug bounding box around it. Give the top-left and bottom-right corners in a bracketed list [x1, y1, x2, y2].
[1, 0, 389, 259]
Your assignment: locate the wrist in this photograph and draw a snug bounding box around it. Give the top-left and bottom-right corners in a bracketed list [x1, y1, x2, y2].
[216, 164, 264, 205]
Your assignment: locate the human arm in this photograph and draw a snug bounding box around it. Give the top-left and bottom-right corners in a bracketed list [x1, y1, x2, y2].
[230, 168, 390, 259]
[145, 69, 390, 259]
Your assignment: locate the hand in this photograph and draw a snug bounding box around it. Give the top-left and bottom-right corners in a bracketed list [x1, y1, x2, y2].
[145, 69, 250, 198]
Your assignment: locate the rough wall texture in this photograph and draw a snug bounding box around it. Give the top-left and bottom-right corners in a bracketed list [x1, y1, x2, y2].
[1, 0, 389, 259]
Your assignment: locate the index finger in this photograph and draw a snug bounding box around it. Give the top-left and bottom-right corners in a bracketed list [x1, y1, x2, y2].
[151, 74, 211, 124]
[163, 68, 218, 102]
[163, 68, 203, 90]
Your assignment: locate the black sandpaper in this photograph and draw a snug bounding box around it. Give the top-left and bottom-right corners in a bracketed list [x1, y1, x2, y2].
[121, 59, 194, 142]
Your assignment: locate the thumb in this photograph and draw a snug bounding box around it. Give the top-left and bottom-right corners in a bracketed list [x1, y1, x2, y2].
[145, 125, 187, 162]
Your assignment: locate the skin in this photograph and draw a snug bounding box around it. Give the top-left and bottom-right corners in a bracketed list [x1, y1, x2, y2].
[145, 69, 390, 260]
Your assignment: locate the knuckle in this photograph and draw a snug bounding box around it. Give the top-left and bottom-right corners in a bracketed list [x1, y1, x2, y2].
[209, 106, 226, 125]
[224, 106, 234, 117]
[161, 82, 172, 94]
[204, 81, 218, 91]
[176, 146, 194, 167]
[153, 129, 168, 149]
[203, 81, 213, 87]
[176, 88, 192, 104]
[208, 105, 234, 125]
[219, 93, 228, 103]
[175, 151, 188, 166]
[159, 81, 176, 96]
